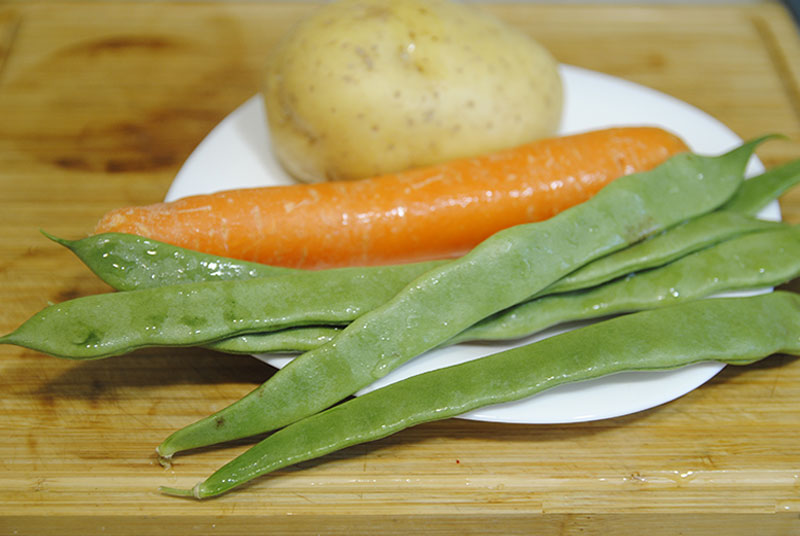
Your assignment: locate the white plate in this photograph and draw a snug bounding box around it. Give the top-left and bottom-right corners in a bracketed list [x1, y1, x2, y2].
[167, 64, 780, 424]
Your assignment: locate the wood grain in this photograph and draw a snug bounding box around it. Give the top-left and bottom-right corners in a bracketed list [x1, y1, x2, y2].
[0, 7, 19, 79]
[1, 2, 800, 534]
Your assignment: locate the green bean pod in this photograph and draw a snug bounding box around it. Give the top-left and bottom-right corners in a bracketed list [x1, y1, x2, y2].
[452, 224, 800, 342]
[16, 211, 777, 360]
[0, 263, 437, 359]
[43, 232, 299, 290]
[207, 207, 783, 355]
[50, 211, 775, 357]
[541, 210, 781, 294]
[211, 223, 800, 353]
[160, 291, 800, 499]
[155, 141, 756, 460]
[543, 157, 800, 294]
[720, 158, 800, 215]
[206, 326, 341, 354]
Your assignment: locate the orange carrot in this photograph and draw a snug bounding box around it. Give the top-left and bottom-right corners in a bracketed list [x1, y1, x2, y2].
[94, 127, 688, 270]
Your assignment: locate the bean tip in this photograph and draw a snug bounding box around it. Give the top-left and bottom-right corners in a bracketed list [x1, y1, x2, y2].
[155, 447, 173, 468]
[39, 229, 72, 248]
[158, 485, 196, 499]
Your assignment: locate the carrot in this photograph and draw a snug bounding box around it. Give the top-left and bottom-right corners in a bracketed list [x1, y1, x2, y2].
[94, 127, 688, 270]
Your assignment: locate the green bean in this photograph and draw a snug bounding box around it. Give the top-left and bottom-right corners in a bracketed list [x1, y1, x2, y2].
[0, 262, 438, 359]
[208, 222, 799, 353]
[28, 211, 774, 360]
[160, 291, 800, 498]
[155, 141, 756, 460]
[49, 210, 774, 358]
[542, 210, 781, 294]
[451, 224, 800, 343]
[720, 158, 800, 215]
[46, 231, 445, 291]
[542, 156, 800, 294]
[43, 232, 298, 290]
[52, 211, 774, 357]
[206, 326, 340, 354]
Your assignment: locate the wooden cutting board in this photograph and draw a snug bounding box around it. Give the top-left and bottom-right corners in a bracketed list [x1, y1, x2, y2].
[1, 2, 800, 534]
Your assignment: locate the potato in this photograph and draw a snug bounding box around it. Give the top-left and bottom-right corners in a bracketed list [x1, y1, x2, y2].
[263, 0, 563, 183]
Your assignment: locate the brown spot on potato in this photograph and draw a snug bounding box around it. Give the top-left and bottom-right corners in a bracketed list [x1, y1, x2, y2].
[359, 5, 391, 19]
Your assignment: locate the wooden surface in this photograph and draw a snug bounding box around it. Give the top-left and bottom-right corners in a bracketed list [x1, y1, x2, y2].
[2, 1, 800, 534]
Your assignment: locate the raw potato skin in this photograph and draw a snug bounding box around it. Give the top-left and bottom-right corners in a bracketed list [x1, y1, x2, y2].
[263, 0, 563, 183]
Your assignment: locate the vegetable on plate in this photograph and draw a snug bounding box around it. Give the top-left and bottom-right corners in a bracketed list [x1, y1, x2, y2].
[93, 127, 688, 270]
[161, 291, 800, 498]
[263, 0, 563, 183]
[154, 139, 755, 460]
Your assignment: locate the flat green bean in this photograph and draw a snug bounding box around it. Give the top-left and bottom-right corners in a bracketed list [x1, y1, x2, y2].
[206, 216, 788, 355]
[160, 291, 800, 498]
[542, 156, 800, 294]
[208, 206, 785, 355]
[452, 224, 800, 343]
[69, 211, 777, 356]
[20, 211, 776, 360]
[720, 158, 800, 215]
[155, 141, 755, 460]
[206, 326, 340, 354]
[47, 231, 446, 292]
[0, 263, 437, 359]
[44, 231, 298, 290]
[541, 210, 780, 294]
[208, 223, 799, 353]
